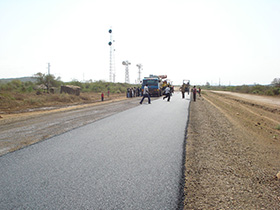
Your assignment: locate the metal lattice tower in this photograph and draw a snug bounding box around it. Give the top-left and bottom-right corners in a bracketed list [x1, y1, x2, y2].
[112, 48, 116, 82]
[122, 61, 131, 83]
[136, 64, 143, 83]
[108, 28, 116, 82]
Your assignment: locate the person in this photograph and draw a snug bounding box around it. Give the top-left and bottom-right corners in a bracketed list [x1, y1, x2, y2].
[198, 87, 201, 97]
[136, 87, 140, 97]
[163, 85, 171, 102]
[186, 82, 190, 95]
[140, 84, 151, 104]
[192, 86, 197, 102]
[180, 84, 185, 99]
[101, 92, 104, 101]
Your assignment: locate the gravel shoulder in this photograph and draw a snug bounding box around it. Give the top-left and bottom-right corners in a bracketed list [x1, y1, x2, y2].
[184, 91, 280, 209]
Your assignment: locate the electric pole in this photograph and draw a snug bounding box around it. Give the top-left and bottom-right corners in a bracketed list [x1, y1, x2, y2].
[47, 62, 51, 93]
[47, 63, 50, 75]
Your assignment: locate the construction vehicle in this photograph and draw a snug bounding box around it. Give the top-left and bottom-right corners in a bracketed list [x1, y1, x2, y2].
[141, 75, 167, 96]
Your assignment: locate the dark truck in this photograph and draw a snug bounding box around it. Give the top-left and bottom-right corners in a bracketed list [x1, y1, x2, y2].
[141, 75, 167, 97]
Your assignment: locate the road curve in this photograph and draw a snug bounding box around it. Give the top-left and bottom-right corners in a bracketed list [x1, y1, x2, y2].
[0, 92, 190, 210]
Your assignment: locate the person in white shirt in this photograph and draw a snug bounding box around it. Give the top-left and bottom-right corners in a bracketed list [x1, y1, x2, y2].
[139, 84, 151, 104]
[163, 85, 171, 102]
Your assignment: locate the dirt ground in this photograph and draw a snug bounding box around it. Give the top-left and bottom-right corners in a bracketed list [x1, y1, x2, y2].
[0, 94, 140, 156]
[184, 91, 280, 209]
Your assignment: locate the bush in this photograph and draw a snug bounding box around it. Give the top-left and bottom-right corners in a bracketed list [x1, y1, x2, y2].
[272, 87, 280, 95]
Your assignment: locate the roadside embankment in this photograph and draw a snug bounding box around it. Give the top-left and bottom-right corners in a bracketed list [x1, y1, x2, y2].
[184, 91, 280, 209]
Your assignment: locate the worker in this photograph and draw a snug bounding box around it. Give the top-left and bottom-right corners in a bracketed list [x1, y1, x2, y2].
[186, 82, 190, 95]
[180, 84, 185, 99]
[163, 85, 171, 102]
[139, 84, 151, 104]
[198, 87, 201, 97]
[192, 86, 197, 102]
[101, 92, 104, 101]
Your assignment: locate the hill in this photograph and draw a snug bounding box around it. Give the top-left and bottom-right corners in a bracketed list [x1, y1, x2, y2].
[0, 77, 36, 83]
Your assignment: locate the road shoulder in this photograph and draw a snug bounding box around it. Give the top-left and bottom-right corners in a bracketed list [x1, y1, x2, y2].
[184, 94, 280, 209]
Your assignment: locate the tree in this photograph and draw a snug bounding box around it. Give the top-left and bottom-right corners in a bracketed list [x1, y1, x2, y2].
[271, 78, 280, 87]
[33, 72, 62, 92]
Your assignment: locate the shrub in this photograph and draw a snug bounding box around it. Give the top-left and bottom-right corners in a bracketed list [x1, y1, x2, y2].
[272, 87, 280, 95]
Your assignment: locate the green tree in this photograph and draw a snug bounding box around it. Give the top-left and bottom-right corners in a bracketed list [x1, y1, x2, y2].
[34, 72, 62, 92]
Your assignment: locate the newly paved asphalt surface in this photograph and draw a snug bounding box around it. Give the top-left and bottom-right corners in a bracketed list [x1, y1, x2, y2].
[0, 92, 190, 210]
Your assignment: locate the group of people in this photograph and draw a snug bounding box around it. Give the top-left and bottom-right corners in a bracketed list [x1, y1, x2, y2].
[139, 84, 202, 104]
[101, 90, 110, 101]
[139, 84, 172, 104]
[127, 87, 142, 98]
[191, 86, 201, 102]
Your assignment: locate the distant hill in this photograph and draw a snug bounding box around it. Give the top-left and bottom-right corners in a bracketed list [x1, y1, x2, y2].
[0, 77, 37, 83]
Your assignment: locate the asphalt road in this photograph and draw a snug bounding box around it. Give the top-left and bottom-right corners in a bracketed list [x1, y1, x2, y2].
[0, 92, 190, 210]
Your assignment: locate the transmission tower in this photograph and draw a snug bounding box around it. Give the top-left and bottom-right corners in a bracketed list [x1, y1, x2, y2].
[108, 28, 116, 82]
[136, 64, 143, 83]
[122, 61, 131, 83]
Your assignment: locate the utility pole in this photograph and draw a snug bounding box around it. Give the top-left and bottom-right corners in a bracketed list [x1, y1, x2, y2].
[47, 63, 50, 75]
[47, 62, 51, 93]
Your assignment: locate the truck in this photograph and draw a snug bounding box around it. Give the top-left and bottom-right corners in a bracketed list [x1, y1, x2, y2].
[141, 75, 167, 97]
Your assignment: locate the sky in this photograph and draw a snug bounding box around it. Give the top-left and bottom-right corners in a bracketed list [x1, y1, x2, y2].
[0, 0, 279, 86]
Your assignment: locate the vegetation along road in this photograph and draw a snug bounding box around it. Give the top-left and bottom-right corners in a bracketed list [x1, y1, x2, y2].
[0, 90, 279, 208]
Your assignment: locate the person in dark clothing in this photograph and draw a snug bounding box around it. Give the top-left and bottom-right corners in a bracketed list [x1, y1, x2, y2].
[192, 86, 197, 102]
[101, 92, 104, 101]
[198, 87, 201, 97]
[180, 84, 185, 99]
